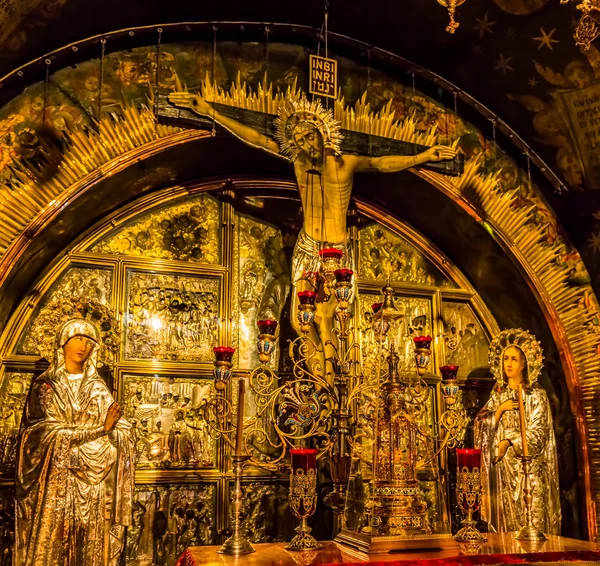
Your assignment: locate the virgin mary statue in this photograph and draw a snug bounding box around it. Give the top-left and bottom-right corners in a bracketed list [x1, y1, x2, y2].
[474, 328, 561, 534]
[15, 318, 136, 566]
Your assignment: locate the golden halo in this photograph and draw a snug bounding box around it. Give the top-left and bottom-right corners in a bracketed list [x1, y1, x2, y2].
[27, 297, 120, 366]
[274, 95, 343, 161]
[488, 328, 544, 384]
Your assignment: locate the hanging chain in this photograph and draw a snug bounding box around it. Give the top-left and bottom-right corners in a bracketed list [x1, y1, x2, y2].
[43, 58, 50, 125]
[154, 28, 162, 119]
[367, 49, 372, 162]
[265, 26, 270, 133]
[525, 149, 532, 194]
[212, 25, 217, 137]
[491, 118, 497, 165]
[98, 39, 106, 121]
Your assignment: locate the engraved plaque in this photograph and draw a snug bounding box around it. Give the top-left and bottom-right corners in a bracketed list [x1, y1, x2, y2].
[123, 374, 216, 469]
[125, 270, 219, 362]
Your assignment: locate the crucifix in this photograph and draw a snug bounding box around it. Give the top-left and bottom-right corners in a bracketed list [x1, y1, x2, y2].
[162, 91, 460, 367]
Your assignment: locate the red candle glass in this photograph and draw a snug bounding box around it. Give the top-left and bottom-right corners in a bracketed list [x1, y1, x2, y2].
[456, 449, 483, 518]
[440, 365, 459, 381]
[289, 448, 318, 517]
[413, 335, 433, 350]
[213, 346, 235, 363]
[298, 291, 318, 305]
[257, 319, 278, 335]
[290, 448, 318, 471]
[319, 248, 344, 260]
[334, 268, 353, 283]
[457, 448, 481, 470]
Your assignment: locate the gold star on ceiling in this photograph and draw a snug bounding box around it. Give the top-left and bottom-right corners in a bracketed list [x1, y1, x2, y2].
[588, 231, 600, 254]
[495, 53, 514, 75]
[533, 27, 560, 50]
[473, 12, 496, 39]
[528, 77, 539, 87]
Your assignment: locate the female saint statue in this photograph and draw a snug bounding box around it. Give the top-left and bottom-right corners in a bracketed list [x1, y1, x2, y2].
[15, 318, 136, 566]
[474, 328, 561, 534]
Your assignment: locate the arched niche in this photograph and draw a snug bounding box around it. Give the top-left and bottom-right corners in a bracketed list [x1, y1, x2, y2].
[0, 32, 596, 545]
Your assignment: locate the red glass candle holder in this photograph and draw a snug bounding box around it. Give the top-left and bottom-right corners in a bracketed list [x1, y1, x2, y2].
[286, 448, 321, 551]
[257, 319, 278, 336]
[413, 335, 433, 350]
[318, 248, 344, 260]
[413, 336, 432, 376]
[440, 365, 459, 381]
[298, 291, 318, 305]
[213, 347, 235, 390]
[213, 346, 235, 363]
[290, 448, 318, 472]
[334, 269, 353, 283]
[457, 448, 481, 471]
[257, 321, 278, 364]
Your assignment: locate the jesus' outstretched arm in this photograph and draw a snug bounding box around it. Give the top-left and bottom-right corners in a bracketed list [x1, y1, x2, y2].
[168, 92, 281, 156]
[351, 145, 457, 172]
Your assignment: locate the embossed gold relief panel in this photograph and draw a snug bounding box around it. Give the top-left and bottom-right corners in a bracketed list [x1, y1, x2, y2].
[125, 270, 220, 362]
[441, 302, 490, 378]
[90, 194, 220, 265]
[0, 372, 33, 471]
[122, 375, 216, 469]
[233, 214, 290, 370]
[17, 266, 113, 356]
[126, 483, 216, 565]
[358, 224, 453, 288]
[229, 481, 292, 544]
[357, 291, 433, 374]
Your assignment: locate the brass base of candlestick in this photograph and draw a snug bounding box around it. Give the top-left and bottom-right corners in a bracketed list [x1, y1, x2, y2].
[514, 524, 548, 542]
[218, 534, 256, 555]
[285, 519, 322, 551]
[514, 455, 547, 542]
[218, 455, 255, 556]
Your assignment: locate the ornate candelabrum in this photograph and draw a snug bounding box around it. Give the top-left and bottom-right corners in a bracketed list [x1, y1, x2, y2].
[206, 248, 469, 551]
[454, 449, 486, 543]
[286, 448, 322, 551]
[241, 249, 372, 538]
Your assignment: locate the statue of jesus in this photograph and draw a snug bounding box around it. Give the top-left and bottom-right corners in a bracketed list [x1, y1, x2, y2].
[168, 92, 457, 366]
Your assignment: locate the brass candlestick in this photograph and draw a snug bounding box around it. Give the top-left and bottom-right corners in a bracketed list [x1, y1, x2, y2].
[515, 456, 547, 541]
[218, 454, 255, 555]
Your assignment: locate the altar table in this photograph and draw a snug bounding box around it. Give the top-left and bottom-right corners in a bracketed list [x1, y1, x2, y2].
[177, 534, 600, 566]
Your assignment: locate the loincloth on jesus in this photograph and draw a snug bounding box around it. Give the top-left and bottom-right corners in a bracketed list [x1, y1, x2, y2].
[291, 229, 356, 301]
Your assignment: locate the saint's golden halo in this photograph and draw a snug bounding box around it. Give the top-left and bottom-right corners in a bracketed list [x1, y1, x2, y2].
[273, 95, 343, 161]
[27, 297, 120, 366]
[488, 327, 544, 384]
